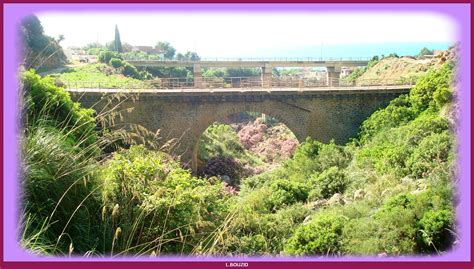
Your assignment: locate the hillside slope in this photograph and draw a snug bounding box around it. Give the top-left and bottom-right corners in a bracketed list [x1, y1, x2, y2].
[356, 45, 458, 84]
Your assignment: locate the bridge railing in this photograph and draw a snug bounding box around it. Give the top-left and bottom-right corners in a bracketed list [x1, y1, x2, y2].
[63, 77, 416, 90]
[123, 56, 372, 62]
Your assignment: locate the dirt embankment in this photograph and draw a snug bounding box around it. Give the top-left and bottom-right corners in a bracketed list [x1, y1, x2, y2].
[356, 45, 459, 83]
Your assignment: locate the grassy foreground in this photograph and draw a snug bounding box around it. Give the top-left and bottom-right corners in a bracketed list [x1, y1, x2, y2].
[20, 61, 457, 257]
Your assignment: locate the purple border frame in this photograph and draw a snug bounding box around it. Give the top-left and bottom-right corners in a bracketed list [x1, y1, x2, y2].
[2, 2, 471, 265]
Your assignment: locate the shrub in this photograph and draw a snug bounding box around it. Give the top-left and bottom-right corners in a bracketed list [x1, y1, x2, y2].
[238, 234, 268, 255]
[202, 68, 225, 77]
[433, 86, 454, 109]
[416, 209, 454, 252]
[407, 131, 454, 178]
[22, 70, 97, 148]
[109, 57, 124, 68]
[284, 139, 351, 180]
[358, 94, 417, 144]
[284, 214, 345, 256]
[309, 166, 348, 200]
[267, 179, 309, 211]
[200, 157, 243, 187]
[409, 63, 454, 113]
[417, 47, 434, 58]
[139, 70, 153, 80]
[356, 112, 450, 177]
[122, 62, 141, 79]
[366, 191, 454, 255]
[101, 145, 230, 254]
[98, 50, 122, 64]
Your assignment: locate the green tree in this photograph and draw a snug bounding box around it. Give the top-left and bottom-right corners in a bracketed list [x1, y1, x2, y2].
[114, 25, 123, 53]
[417, 47, 433, 58]
[20, 15, 67, 70]
[155, 41, 176, 59]
[185, 51, 200, 61]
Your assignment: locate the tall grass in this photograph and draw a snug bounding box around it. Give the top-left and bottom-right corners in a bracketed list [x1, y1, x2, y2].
[20, 69, 238, 257]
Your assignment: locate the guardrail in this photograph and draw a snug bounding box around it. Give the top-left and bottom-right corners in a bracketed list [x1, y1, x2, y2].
[63, 77, 416, 90]
[123, 56, 372, 62]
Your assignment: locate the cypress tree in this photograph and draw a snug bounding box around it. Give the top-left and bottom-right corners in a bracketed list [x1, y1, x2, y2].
[114, 24, 123, 53]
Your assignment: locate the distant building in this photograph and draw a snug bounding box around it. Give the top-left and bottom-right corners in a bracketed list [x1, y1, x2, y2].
[340, 67, 354, 77]
[132, 46, 165, 57]
[64, 47, 98, 63]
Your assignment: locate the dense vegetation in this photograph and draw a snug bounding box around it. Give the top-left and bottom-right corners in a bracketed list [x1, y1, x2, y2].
[20, 15, 67, 71]
[20, 58, 457, 257]
[19, 16, 457, 257]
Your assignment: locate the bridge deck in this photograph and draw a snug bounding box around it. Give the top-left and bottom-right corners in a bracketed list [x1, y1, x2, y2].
[67, 85, 412, 95]
[127, 60, 369, 68]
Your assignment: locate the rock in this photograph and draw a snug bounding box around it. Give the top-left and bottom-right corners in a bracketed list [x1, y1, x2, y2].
[381, 189, 390, 197]
[410, 189, 424, 195]
[378, 252, 387, 258]
[326, 193, 345, 206]
[401, 176, 414, 184]
[308, 199, 327, 210]
[353, 189, 365, 200]
[221, 175, 231, 185]
[303, 216, 312, 225]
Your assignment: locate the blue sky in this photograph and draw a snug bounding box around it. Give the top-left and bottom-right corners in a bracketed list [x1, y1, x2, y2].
[37, 11, 457, 57]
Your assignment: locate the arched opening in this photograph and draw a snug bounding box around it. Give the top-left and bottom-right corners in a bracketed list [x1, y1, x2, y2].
[194, 111, 300, 188]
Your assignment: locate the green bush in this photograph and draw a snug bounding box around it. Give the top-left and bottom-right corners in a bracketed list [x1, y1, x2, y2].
[309, 166, 348, 200]
[433, 86, 454, 109]
[356, 112, 450, 177]
[409, 63, 454, 113]
[284, 214, 345, 256]
[371, 191, 453, 255]
[139, 70, 153, 80]
[358, 63, 454, 145]
[358, 95, 417, 144]
[122, 62, 141, 79]
[416, 209, 454, 252]
[101, 145, 230, 254]
[22, 70, 97, 148]
[238, 234, 268, 255]
[284, 139, 351, 180]
[219, 199, 310, 255]
[202, 68, 225, 78]
[407, 131, 454, 178]
[98, 50, 122, 64]
[109, 58, 124, 68]
[267, 179, 309, 211]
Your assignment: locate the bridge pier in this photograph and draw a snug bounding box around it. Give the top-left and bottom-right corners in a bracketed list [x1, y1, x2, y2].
[326, 66, 341, 87]
[193, 64, 203, 88]
[261, 64, 273, 88]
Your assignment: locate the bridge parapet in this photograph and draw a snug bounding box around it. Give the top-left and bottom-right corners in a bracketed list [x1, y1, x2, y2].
[63, 77, 416, 90]
[123, 56, 371, 62]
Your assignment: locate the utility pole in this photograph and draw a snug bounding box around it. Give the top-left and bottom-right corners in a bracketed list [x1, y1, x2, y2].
[320, 42, 323, 60]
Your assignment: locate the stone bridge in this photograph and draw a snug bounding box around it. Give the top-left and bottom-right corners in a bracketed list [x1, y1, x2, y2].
[126, 58, 369, 87]
[69, 86, 410, 171]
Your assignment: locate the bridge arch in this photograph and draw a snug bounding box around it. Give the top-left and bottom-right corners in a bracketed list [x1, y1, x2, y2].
[69, 87, 411, 173]
[189, 103, 307, 172]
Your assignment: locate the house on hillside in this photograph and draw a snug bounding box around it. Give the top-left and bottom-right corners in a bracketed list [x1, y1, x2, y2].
[132, 45, 165, 57]
[340, 67, 354, 77]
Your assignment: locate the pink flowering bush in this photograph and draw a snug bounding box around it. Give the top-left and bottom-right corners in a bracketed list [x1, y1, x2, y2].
[237, 122, 267, 149]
